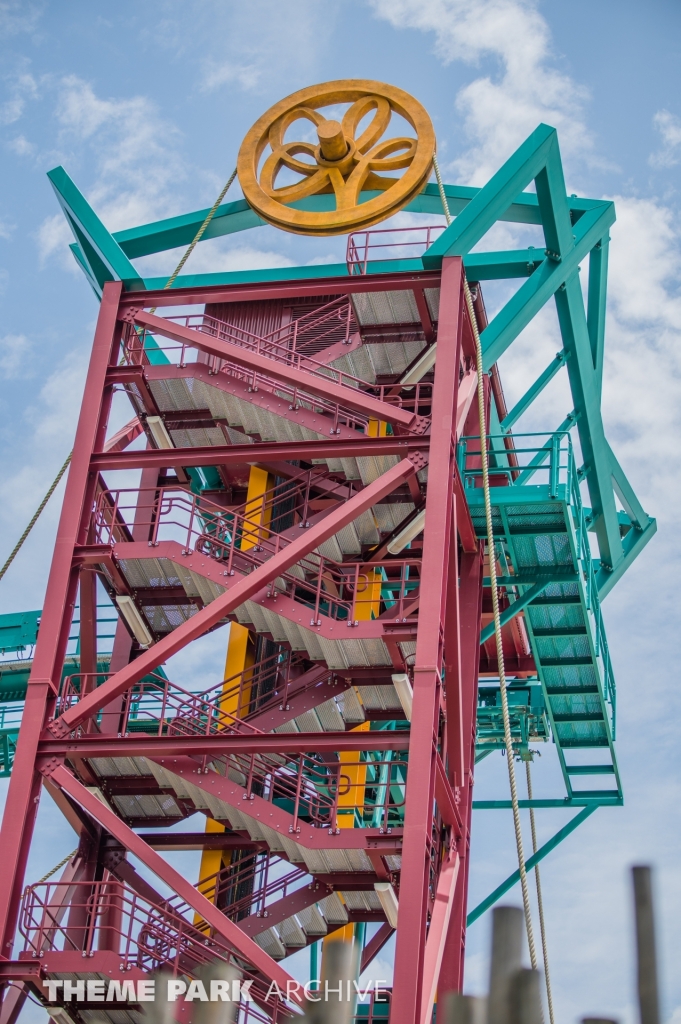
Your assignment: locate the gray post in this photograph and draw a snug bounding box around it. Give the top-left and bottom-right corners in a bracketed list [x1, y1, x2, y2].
[508, 970, 543, 1024]
[488, 906, 524, 1024]
[438, 992, 486, 1024]
[192, 961, 241, 1024]
[632, 866, 660, 1024]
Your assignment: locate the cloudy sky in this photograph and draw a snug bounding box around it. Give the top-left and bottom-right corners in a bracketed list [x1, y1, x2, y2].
[0, 1, 680, 1022]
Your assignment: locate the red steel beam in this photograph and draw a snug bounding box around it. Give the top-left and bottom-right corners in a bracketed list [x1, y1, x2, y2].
[42, 763, 302, 999]
[92, 436, 430, 472]
[391, 258, 466, 1024]
[146, 755, 403, 852]
[38, 730, 410, 758]
[50, 454, 423, 736]
[361, 922, 395, 974]
[118, 269, 443, 310]
[0, 282, 123, 961]
[129, 309, 424, 431]
[439, 549, 485, 995]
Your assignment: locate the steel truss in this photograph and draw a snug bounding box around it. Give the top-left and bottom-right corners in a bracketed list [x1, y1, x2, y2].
[0, 124, 654, 1024]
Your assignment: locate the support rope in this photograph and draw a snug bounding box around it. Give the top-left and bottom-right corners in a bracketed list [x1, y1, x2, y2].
[0, 169, 238, 582]
[432, 154, 540, 972]
[35, 848, 78, 884]
[0, 452, 72, 582]
[526, 759, 555, 1024]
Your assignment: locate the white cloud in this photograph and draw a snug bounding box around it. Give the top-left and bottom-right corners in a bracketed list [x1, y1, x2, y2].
[0, 333, 31, 378]
[371, 0, 591, 185]
[601, 195, 681, 522]
[36, 212, 77, 270]
[54, 75, 185, 230]
[0, 70, 38, 125]
[134, 238, 295, 280]
[201, 59, 261, 93]
[6, 132, 34, 156]
[37, 76, 189, 269]
[0, 1, 43, 38]
[650, 109, 681, 169]
[155, 0, 335, 96]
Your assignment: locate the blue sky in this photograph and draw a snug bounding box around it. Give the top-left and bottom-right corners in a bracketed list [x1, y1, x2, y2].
[0, 2, 680, 1022]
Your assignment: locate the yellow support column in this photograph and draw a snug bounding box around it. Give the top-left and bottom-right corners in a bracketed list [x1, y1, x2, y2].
[197, 465, 271, 907]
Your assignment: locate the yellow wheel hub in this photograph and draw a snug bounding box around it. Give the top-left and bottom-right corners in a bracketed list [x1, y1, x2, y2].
[237, 79, 436, 236]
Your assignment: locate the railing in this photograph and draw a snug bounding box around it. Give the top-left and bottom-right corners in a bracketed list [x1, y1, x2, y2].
[346, 226, 446, 275]
[457, 430, 576, 495]
[91, 482, 422, 627]
[197, 853, 309, 921]
[187, 746, 408, 831]
[476, 683, 549, 755]
[19, 880, 290, 1019]
[121, 311, 433, 427]
[457, 431, 617, 733]
[58, 646, 310, 734]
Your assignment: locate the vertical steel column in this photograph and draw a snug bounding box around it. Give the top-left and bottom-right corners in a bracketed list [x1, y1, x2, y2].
[100, 456, 160, 734]
[0, 282, 122, 963]
[438, 549, 484, 995]
[391, 258, 464, 1024]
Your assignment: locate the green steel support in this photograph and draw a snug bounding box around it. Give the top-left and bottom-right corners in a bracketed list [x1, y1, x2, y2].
[556, 274, 623, 570]
[108, 181, 606, 261]
[587, 235, 610, 394]
[479, 581, 549, 645]
[47, 167, 143, 291]
[478, 203, 615, 371]
[466, 806, 598, 925]
[500, 352, 566, 433]
[606, 440, 652, 532]
[423, 124, 558, 264]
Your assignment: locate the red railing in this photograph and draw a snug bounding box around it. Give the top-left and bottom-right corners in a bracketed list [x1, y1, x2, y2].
[121, 309, 433, 425]
[19, 879, 290, 1020]
[346, 225, 446, 275]
[197, 853, 309, 921]
[57, 647, 314, 736]
[91, 483, 422, 627]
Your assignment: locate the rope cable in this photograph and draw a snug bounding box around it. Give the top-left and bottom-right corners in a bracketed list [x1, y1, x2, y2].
[0, 452, 72, 583]
[35, 848, 78, 884]
[526, 759, 555, 1024]
[0, 168, 238, 581]
[433, 154, 539, 971]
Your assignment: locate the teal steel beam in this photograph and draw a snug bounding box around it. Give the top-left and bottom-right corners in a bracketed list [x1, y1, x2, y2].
[606, 440, 650, 532]
[110, 183, 606, 261]
[114, 197, 266, 258]
[139, 248, 549, 293]
[47, 167, 143, 290]
[423, 124, 558, 265]
[500, 351, 566, 433]
[587, 235, 610, 395]
[595, 517, 657, 599]
[479, 581, 549, 644]
[69, 242, 103, 299]
[463, 248, 546, 280]
[479, 202, 615, 371]
[466, 806, 597, 925]
[473, 798, 619, 808]
[534, 134, 573, 259]
[556, 274, 623, 571]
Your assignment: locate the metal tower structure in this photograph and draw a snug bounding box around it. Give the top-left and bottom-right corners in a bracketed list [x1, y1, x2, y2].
[0, 80, 654, 1024]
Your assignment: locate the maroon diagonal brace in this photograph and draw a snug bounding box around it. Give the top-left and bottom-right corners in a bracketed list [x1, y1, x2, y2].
[41, 763, 301, 999]
[51, 454, 423, 736]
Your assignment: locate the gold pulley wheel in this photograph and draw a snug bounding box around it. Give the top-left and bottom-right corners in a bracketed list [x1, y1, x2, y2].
[237, 80, 436, 236]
